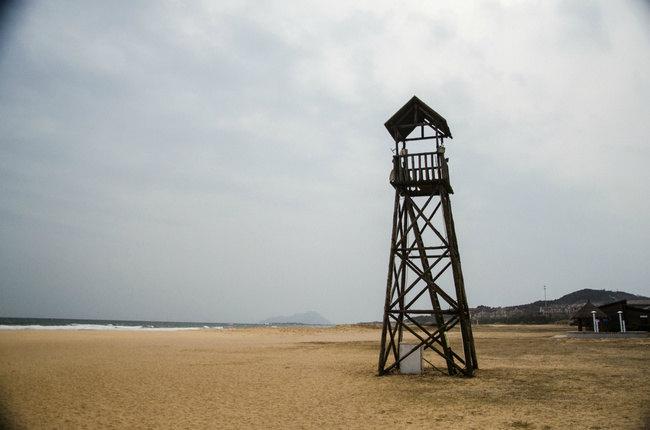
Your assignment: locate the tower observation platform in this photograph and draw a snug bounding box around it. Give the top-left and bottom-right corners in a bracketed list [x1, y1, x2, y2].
[386, 96, 454, 196]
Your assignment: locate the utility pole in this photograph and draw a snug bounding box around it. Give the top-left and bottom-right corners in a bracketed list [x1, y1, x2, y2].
[543, 285, 547, 317]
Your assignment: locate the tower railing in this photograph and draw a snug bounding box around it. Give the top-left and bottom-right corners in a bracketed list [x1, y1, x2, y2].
[391, 151, 449, 186]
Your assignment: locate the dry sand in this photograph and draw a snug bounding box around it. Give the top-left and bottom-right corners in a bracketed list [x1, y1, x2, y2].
[0, 325, 648, 429]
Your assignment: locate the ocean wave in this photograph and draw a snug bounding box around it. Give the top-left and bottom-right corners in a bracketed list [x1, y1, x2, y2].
[0, 324, 215, 331]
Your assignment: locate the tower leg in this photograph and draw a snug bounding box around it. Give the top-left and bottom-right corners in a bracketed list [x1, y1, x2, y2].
[378, 192, 401, 374]
[397, 197, 408, 348]
[440, 191, 478, 371]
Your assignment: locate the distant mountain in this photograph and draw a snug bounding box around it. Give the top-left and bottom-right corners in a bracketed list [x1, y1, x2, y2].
[470, 288, 649, 324]
[259, 311, 332, 325]
[549, 288, 646, 306]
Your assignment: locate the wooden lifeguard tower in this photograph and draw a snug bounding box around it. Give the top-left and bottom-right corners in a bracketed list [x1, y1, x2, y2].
[378, 96, 478, 376]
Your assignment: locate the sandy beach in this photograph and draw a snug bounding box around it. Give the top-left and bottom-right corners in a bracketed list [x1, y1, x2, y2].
[0, 325, 648, 429]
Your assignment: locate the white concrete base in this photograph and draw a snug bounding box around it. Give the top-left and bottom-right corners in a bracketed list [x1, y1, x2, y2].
[398, 343, 422, 374]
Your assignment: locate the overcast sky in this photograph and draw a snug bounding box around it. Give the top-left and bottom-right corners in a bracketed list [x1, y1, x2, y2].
[1, 1, 649, 323]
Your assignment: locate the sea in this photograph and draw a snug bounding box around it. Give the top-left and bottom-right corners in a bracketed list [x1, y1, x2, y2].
[0, 317, 270, 331]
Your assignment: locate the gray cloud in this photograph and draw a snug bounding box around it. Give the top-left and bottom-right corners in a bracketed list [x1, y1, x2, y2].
[1, 1, 648, 323]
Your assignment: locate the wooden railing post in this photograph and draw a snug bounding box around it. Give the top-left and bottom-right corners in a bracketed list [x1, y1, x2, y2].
[391, 151, 452, 185]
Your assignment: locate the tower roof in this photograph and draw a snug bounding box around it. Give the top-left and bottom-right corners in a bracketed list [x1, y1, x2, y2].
[384, 96, 452, 142]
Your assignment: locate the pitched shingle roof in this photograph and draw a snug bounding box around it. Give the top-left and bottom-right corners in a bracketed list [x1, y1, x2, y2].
[384, 96, 452, 142]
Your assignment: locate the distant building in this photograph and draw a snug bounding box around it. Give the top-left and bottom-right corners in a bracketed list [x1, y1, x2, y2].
[570, 301, 606, 331]
[599, 300, 650, 332]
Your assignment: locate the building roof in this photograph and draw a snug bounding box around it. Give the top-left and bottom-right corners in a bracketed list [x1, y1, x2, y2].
[384, 96, 452, 142]
[626, 299, 650, 306]
[571, 301, 607, 320]
[627, 300, 650, 310]
[599, 299, 650, 311]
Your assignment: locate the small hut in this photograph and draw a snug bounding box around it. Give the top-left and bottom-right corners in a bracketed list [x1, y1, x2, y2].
[570, 301, 606, 331]
[599, 299, 650, 332]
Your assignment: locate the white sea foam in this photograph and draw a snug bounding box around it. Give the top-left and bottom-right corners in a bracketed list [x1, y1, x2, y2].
[0, 324, 214, 331]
